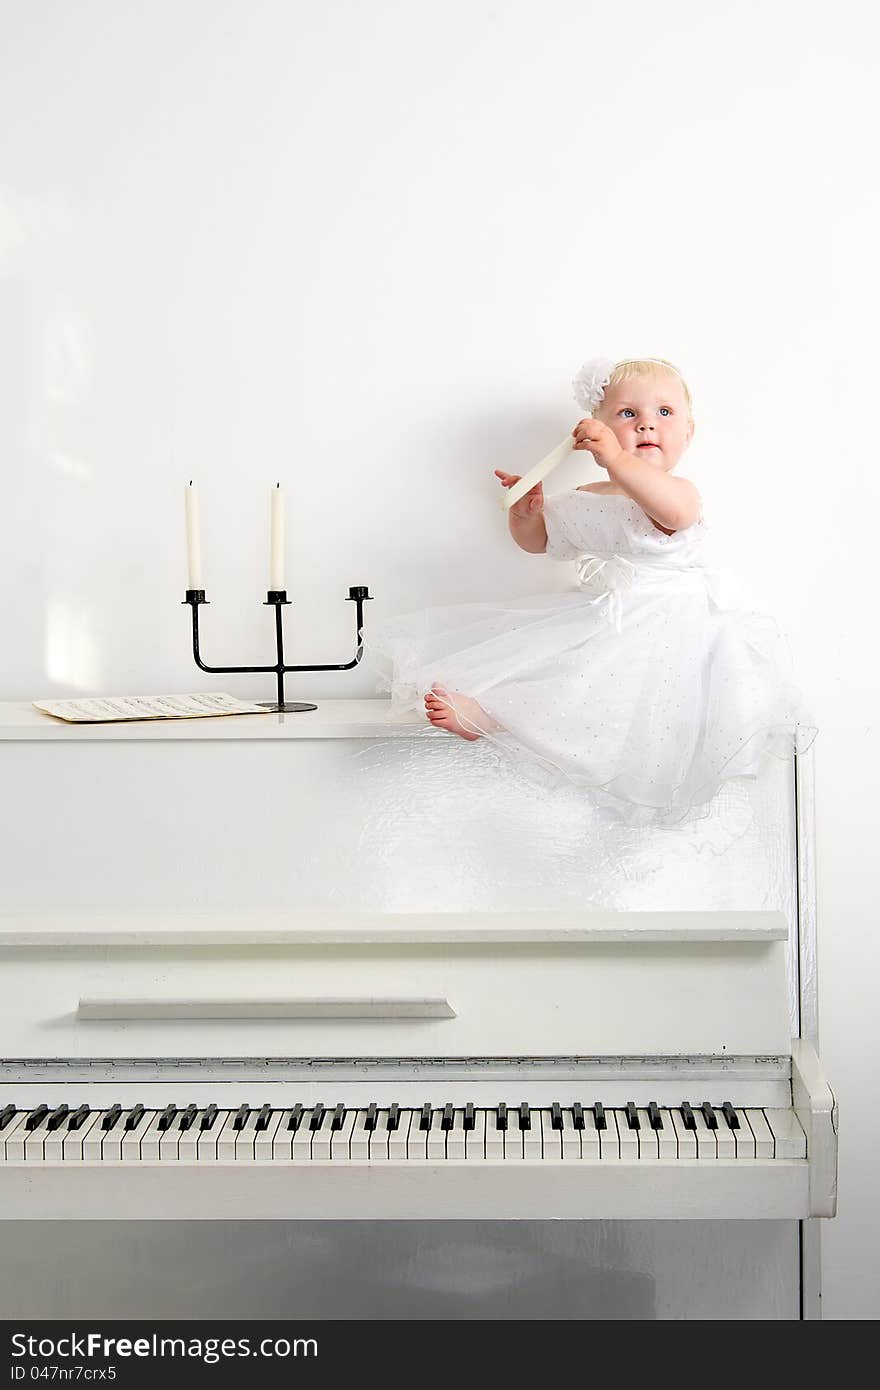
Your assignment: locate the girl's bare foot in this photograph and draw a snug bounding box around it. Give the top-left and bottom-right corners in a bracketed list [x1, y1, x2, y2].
[424, 683, 489, 741]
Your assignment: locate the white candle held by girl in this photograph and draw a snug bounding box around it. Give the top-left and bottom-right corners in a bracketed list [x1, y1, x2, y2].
[269, 482, 285, 591]
[184, 480, 203, 589]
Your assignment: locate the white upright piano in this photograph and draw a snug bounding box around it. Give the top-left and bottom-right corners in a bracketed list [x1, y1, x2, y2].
[0, 701, 837, 1314]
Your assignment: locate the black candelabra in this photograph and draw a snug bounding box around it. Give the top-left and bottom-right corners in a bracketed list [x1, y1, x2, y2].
[183, 586, 373, 712]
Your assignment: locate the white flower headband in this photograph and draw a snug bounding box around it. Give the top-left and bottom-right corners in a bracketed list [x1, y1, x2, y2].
[572, 357, 686, 415]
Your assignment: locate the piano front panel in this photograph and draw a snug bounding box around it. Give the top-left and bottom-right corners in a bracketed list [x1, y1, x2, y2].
[0, 936, 791, 1058]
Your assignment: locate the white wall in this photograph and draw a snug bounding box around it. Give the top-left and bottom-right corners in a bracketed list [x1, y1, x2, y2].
[0, 0, 874, 1317]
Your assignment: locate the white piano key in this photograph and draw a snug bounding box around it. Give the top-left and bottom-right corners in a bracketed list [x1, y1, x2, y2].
[293, 1109, 321, 1161]
[43, 1117, 70, 1162]
[636, 1110, 660, 1161]
[577, 1109, 601, 1160]
[98, 1112, 131, 1162]
[23, 1117, 52, 1164]
[522, 1110, 542, 1160]
[669, 1109, 697, 1158]
[656, 1109, 678, 1160]
[447, 1109, 467, 1161]
[484, 1110, 505, 1161]
[764, 1108, 807, 1160]
[598, 1110, 620, 1160]
[1, 1112, 31, 1161]
[743, 1108, 775, 1159]
[330, 1109, 357, 1160]
[407, 1109, 430, 1160]
[615, 1110, 639, 1161]
[503, 1114, 524, 1161]
[713, 1109, 737, 1159]
[387, 1109, 411, 1161]
[541, 1110, 563, 1161]
[178, 1108, 215, 1162]
[82, 1110, 114, 1161]
[121, 1111, 155, 1161]
[730, 1108, 756, 1159]
[234, 1111, 264, 1161]
[349, 1109, 372, 1161]
[63, 1110, 103, 1161]
[464, 1109, 486, 1162]
[254, 1109, 285, 1161]
[426, 1110, 446, 1162]
[311, 1108, 336, 1162]
[196, 1110, 226, 1162]
[140, 1112, 168, 1162]
[691, 1110, 717, 1158]
[159, 1116, 184, 1161]
[270, 1110, 298, 1162]
[212, 1110, 239, 1162]
[370, 1110, 394, 1161]
[557, 1108, 581, 1160]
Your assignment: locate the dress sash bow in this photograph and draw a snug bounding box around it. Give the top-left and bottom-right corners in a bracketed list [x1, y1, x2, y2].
[574, 553, 638, 634]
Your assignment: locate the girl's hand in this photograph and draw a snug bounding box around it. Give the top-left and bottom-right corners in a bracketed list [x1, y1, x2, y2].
[572, 418, 623, 471]
[495, 469, 544, 519]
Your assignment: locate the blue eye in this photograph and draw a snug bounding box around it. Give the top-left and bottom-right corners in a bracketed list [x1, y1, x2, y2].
[618, 406, 672, 418]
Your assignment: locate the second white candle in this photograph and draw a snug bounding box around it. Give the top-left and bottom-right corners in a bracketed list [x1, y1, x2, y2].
[269, 482, 285, 591]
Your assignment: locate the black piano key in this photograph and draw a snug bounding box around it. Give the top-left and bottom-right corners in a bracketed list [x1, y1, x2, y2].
[701, 1101, 718, 1130]
[25, 1105, 49, 1132]
[124, 1104, 145, 1131]
[386, 1103, 401, 1131]
[680, 1102, 696, 1130]
[200, 1103, 219, 1131]
[625, 1101, 639, 1130]
[67, 1105, 90, 1131]
[571, 1102, 585, 1130]
[463, 1102, 475, 1131]
[647, 1101, 663, 1131]
[309, 1104, 326, 1132]
[722, 1101, 740, 1130]
[233, 1103, 250, 1132]
[441, 1103, 454, 1132]
[550, 1102, 563, 1130]
[101, 1104, 122, 1132]
[47, 1104, 70, 1132]
[0, 1105, 17, 1131]
[178, 1104, 198, 1131]
[495, 1103, 508, 1132]
[365, 1103, 378, 1132]
[158, 1105, 178, 1132]
[419, 1102, 433, 1132]
[255, 1104, 273, 1132]
[331, 1103, 346, 1131]
[518, 1102, 531, 1131]
[287, 1103, 304, 1133]
[593, 1103, 606, 1131]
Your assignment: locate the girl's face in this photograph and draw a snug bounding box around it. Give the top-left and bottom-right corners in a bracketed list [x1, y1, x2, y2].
[597, 373, 694, 470]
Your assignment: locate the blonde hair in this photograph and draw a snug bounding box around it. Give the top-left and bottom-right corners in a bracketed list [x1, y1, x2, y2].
[596, 357, 694, 423]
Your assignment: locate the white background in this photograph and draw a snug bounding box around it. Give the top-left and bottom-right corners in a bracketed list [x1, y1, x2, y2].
[1, 0, 876, 1317]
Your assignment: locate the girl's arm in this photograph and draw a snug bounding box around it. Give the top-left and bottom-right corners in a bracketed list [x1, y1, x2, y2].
[495, 470, 547, 552]
[604, 451, 701, 530]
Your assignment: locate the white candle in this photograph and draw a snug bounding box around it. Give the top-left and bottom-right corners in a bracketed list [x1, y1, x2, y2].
[184, 481, 203, 589]
[501, 435, 575, 510]
[269, 482, 285, 590]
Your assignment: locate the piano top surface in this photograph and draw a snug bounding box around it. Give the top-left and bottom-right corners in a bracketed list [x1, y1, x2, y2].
[0, 699, 423, 742]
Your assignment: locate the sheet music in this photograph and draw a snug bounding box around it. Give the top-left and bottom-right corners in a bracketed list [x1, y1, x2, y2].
[32, 693, 270, 723]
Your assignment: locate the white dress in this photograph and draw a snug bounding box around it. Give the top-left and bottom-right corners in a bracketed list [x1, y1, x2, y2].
[363, 488, 817, 826]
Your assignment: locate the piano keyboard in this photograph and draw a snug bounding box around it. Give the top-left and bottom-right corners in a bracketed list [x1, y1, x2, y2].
[0, 1100, 807, 1162]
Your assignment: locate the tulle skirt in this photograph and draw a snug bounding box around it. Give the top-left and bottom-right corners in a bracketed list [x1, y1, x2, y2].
[361, 580, 817, 829]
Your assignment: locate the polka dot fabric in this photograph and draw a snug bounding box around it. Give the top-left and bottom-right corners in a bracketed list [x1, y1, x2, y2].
[363, 489, 817, 827]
